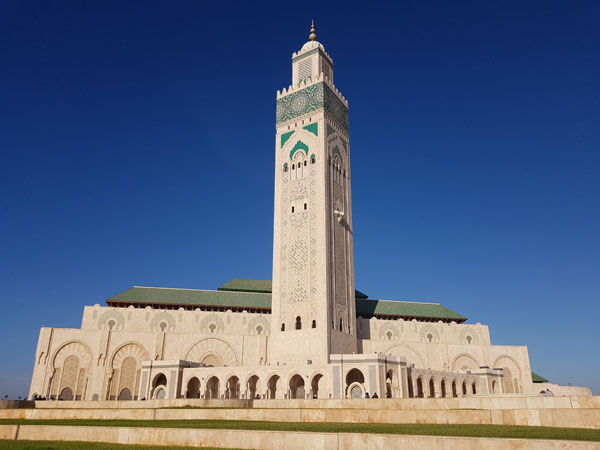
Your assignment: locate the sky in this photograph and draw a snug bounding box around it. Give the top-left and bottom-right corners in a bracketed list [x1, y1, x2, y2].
[0, 0, 599, 398]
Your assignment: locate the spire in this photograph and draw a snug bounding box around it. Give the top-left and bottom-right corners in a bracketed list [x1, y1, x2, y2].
[309, 20, 317, 41]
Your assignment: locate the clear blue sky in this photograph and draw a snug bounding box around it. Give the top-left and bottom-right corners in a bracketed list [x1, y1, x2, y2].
[1, 1, 598, 398]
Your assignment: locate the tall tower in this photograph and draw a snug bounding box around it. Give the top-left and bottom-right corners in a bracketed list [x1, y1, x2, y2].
[270, 24, 357, 365]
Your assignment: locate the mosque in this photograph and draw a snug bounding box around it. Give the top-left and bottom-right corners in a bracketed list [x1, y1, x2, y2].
[28, 24, 589, 402]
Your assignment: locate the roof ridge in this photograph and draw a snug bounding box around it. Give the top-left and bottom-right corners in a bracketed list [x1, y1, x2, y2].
[362, 298, 441, 306]
[131, 286, 269, 296]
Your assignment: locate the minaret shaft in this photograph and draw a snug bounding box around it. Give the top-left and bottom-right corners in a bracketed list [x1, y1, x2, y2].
[269, 32, 357, 365]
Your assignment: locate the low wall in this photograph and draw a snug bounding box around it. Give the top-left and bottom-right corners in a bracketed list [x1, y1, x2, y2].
[1, 405, 599, 429]
[0, 425, 598, 450]
[22, 395, 600, 411]
[32, 398, 252, 409]
[0, 401, 35, 409]
[254, 396, 600, 410]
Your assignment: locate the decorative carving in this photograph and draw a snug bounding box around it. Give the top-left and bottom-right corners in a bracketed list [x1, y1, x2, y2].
[185, 338, 237, 367]
[149, 312, 176, 332]
[277, 82, 348, 132]
[420, 325, 440, 343]
[97, 310, 125, 331]
[200, 313, 225, 334]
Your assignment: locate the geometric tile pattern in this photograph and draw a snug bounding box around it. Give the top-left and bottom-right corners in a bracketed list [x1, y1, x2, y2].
[276, 82, 349, 132]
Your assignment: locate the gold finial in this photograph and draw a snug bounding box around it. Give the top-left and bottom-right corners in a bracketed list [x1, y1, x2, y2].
[309, 20, 317, 41]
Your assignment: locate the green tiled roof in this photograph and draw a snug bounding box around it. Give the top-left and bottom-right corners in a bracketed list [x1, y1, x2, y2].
[356, 299, 466, 321]
[106, 280, 467, 322]
[218, 279, 273, 293]
[107, 287, 271, 309]
[531, 371, 549, 383]
[217, 278, 369, 300]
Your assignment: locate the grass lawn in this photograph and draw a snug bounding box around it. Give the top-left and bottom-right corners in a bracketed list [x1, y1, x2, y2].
[0, 442, 243, 450]
[0, 419, 599, 442]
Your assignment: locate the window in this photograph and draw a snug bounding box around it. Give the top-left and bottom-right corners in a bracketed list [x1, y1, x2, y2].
[209, 323, 216, 333]
[107, 320, 116, 330]
[295, 316, 302, 330]
[256, 325, 263, 335]
[291, 206, 295, 213]
[304, 160, 307, 166]
[386, 330, 393, 341]
[284, 165, 288, 172]
[427, 333, 433, 343]
[466, 335, 472, 344]
[311, 155, 316, 164]
[292, 164, 295, 170]
[339, 319, 343, 331]
[159, 322, 167, 332]
[311, 320, 316, 328]
[281, 323, 285, 331]
[304, 203, 307, 210]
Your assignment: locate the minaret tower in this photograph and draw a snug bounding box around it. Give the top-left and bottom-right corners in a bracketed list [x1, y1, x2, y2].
[270, 23, 357, 365]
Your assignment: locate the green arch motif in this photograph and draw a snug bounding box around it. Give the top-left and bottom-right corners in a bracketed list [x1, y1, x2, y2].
[290, 140, 309, 160]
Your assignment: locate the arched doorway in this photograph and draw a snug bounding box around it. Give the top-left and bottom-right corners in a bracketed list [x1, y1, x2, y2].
[151, 373, 167, 399]
[118, 388, 131, 400]
[428, 378, 436, 398]
[226, 376, 240, 399]
[349, 384, 363, 398]
[491, 380, 497, 394]
[247, 375, 259, 399]
[452, 380, 458, 397]
[289, 374, 305, 399]
[462, 381, 468, 396]
[310, 374, 323, 399]
[441, 379, 447, 398]
[417, 377, 425, 398]
[205, 376, 219, 399]
[267, 375, 280, 399]
[385, 370, 394, 398]
[502, 367, 514, 393]
[345, 368, 365, 397]
[59, 387, 73, 401]
[186, 377, 200, 399]
[472, 381, 477, 395]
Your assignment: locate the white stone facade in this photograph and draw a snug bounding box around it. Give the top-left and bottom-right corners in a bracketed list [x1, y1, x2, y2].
[28, 30, 588, 403]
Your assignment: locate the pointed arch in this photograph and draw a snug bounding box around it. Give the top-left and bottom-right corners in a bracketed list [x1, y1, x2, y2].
[384, 344, 425, 368]
[110, 342, 150, 369]
[451, 353, 479, 371]
[184, 338, 238, 367]
[51, 341, 93, 370]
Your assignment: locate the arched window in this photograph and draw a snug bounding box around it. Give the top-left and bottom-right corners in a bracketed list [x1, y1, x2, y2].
[292, 164, 295, 170]
[159, 322, 167, 332]
[386, 330, 393, 341]
[256, 325, 263, 335]
[295, 316, 302, 330]
[281, 323, 285, 332]
[304, 160, 307, 166]
[466, 335, 472, 344]
[311, 320, 316, 328]
[107, 320, 116, 330]
[304, 203, 307, 210]
[284, 164, 288, 172]
[291, 206, 295, 213]
[339, 319, 343, 331]
[311, 155, 316, 164]
[427, 333, 433, 343]
[208, 323, 216, 333]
